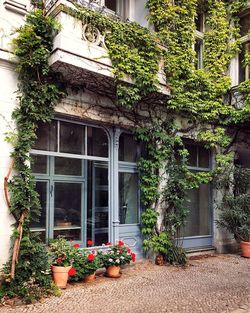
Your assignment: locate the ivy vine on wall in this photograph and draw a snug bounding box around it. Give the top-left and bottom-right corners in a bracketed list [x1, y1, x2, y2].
[2, 0, 250, 298]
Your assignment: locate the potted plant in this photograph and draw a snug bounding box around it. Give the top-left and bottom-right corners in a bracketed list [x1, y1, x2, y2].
[99, 241, 136, 278]
[70, 248, 101, 283]
[48, 236, 76, 288]
[217, 166, 250, 258]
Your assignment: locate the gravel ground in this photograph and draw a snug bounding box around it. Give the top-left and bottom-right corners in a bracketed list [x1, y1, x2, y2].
[0, 254, 249, 313]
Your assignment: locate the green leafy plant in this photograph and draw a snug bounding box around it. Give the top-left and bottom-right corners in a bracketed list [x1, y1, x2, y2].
[48, 237, 77, 267]
[70, 249, 101, 282]
[99, 241, 135, 267]
[0, 237, 58, 304]
[217, 167, 250, 242]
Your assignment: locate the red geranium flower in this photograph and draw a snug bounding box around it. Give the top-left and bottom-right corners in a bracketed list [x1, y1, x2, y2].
[131, 253, 136, 262]
[87, 254, 95, 261]
[73, 243, 80, 248]
[68, 267, 77, 276]
[87, 240, 93, 246]
[117, 240, 124, 246]
[119, 249, 123, 254]
[106, 242, 111, 246]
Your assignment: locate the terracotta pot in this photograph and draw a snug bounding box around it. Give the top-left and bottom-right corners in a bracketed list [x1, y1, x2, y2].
[84, 272, 96, 283]
[106, 265, 121, 278]
[51, 265, 72, 289]
[240, 241, 250, 258]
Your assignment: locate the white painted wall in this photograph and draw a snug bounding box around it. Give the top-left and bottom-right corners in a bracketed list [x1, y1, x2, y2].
[0, 0, 28, 266]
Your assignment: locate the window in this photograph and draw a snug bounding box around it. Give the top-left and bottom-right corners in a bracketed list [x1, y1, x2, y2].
[118, 133, 140, 225]
[194, 12, 205, 69]
[239, 42, 250, 83]
[30, 120, 109, 246]
[194, 38, 203, 70]
[238, 12, 250, 83]
[180, 143, 211, 238]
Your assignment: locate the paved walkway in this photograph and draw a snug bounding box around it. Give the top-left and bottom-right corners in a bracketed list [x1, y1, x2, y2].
[0, 254, 249, 313]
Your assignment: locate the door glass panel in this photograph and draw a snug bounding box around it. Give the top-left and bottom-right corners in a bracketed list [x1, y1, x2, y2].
[87, 161, 109, 246]
[55, 157, 83, 176]
[31, 155, 47, 174]
[30, 181, 47, 241]
[33, 121, 57, 151]
[54, 182, 82, 240]
[60, 121, 85, 155]
[181, 183, 211, 237]
[119, 172, 138, 224]
[87, 127, 108, 157]
[119, 133, 138, 162]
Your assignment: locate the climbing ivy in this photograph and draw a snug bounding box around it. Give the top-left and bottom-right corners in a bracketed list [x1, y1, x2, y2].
[3, 0, 250, 287]
[2, 8, 64, 301]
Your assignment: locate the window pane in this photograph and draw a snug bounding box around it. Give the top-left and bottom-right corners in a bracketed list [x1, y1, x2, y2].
[87, 127, 108, 157]
[240, 14, 250, 37]
[186, 144, 197, 167]
[181, 183, 211, 237]
[31, 155, 47, 174]
[33, 121, 57, 151]
[60, 121, 85, 155]
[119, 133, 138, 162]
[30, 181, 47, 229]
[119, 172, 138, 224]
[195, 13, 204, 32]
[87, 161, 109, 246]
[198, 146, 210, 168]
[54, 157, 83, 176]
[54, 182, 82, 241]
[105, 0, 116, 11]
[195, 39, 202, 70]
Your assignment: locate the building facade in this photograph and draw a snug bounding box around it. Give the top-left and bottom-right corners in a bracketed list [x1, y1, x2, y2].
[0, 0, 249, 266]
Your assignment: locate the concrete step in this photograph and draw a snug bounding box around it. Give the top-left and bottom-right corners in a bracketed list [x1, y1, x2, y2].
[186, 246, 216, 259]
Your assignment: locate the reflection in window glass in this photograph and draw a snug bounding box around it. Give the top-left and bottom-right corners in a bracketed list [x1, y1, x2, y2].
[31, 155, 47, 174]
[181, 183, 211, 237]
[87, 127, 108, 157]
[87, 161, 109, 246]
[54, 182, 82, 240]
[239, 42, 250, 83]
[119, 173, 138, 224]
[33, 121, 57, 151]
[55, 157, 82, 176]
[119, 133, 138, 162]
[60, 121, 85, 155]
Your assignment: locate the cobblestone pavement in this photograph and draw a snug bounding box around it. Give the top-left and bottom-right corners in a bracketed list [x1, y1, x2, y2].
[0, 254, 249, 313]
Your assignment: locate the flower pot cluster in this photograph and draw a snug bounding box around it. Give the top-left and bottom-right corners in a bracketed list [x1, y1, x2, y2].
[49, 237, 136, 289]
